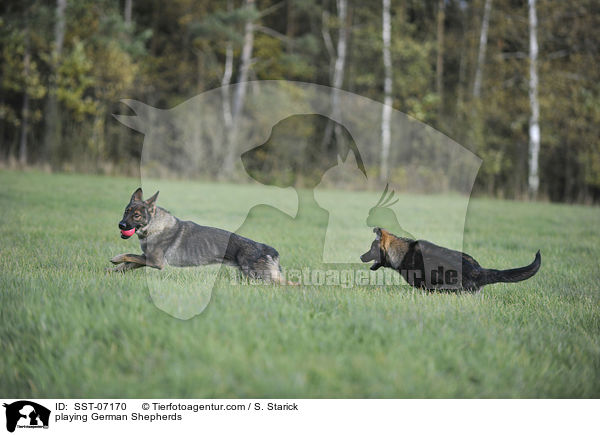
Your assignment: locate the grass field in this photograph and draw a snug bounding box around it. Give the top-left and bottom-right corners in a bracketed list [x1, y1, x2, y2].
[1, 169, 599, 398]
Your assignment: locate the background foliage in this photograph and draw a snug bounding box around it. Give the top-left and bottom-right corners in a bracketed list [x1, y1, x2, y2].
[1, 0, 599, 202]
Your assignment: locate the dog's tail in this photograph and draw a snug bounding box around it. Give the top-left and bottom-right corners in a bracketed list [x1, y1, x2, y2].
[478, 250, 541, 287]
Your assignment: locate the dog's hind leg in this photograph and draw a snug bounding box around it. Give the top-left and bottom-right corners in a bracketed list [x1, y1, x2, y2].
[233, 251, 296, 285]
[261, 256, 297, 286]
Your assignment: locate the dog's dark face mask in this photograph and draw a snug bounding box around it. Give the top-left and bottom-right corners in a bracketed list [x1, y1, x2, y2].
[118, 188, 159, 239]
[360, 229, 384, 270]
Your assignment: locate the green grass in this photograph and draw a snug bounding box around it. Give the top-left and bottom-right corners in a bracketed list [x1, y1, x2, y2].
[1, 169, 599, 398]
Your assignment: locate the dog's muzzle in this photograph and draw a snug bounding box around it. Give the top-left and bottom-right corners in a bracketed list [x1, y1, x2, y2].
[120, 228, 136, 239]
[119, 221, 136, 239]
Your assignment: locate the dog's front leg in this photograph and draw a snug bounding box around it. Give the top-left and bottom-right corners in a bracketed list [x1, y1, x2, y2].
[111, 253, 147, 265]
[144, 252, 165, 270]
[106, 261, 145, 273]
[112, 253, 165, 270]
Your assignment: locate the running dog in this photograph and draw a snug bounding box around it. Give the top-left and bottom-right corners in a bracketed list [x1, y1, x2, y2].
[360, 227, 541, 292]
[108, 188, 290, 284]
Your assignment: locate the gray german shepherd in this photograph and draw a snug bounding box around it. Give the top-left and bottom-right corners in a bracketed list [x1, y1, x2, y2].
[108, 188, 290, 284]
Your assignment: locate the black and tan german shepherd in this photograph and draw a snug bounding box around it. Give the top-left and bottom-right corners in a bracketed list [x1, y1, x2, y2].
[360, 227, 541, 292]
[107, 188, 291, 284]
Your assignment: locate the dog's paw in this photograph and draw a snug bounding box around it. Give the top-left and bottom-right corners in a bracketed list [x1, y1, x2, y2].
[110, 254, 127, 264]
[106, 263, 128, 273]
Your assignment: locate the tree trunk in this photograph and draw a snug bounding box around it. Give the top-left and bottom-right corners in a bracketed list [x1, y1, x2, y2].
[455, 2, 468, 115]
[322, 0, 349, 148]
[286, 0, 295, 52]
[472, 0, 492, 99]
[54, 0, 67, 59]
[221, 0, 234, 134]
[527, 0, 540, 198]
[118, 0, 133, 165]
[0, 86, 5, 160]
[18, 92, 29, 165]
[221, 42, 234, 133]
[436, 0, 446, 102]
[223, 0, 255, 176]
[231, 0, 255, 124]
[124, 0, 132, 26]
[331, 0, 348, 115]
[44, 0, 67, 167]
[380, 0, 392, 181]
[332, 0, 347, 93]
[19, 27, 31, 166]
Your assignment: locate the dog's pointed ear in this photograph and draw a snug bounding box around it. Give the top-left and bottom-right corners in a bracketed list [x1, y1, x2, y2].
[131, 188, 143, 202]
[145, 191, 159, 206]
[373, 227, 382, 240]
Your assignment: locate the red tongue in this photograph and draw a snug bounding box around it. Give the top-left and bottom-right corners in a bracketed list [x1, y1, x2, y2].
[121, 228, 135, 237]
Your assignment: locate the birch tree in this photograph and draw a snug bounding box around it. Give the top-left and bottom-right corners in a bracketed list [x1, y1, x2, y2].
[380, 0, 392, 181]
[221, 41, 234, 132]
[231, 0, 255, 124]
[223, 0, 256, 176]
[19, 18, 31, 165]
[43, 0, 67, 165]
[124, 0, 132, 27]
[220, 0, 234, 136]
[331, 0, 347, 112]
[527, 0, 540, 197]
[472, 0, 491, 99]
[321, 0, 349, 148]
[436, 0, 445, 100]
